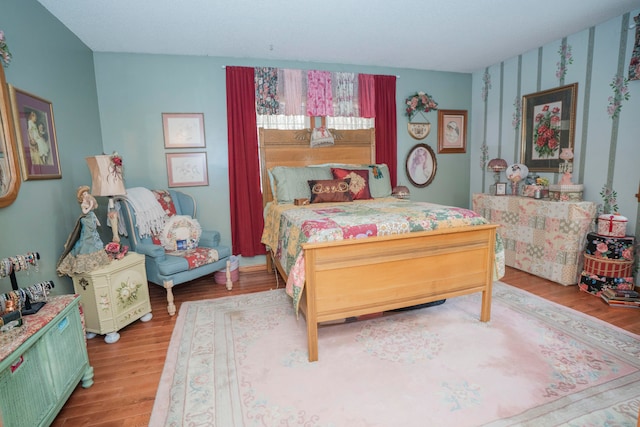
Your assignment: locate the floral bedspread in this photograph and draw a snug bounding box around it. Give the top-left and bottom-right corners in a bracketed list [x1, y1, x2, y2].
[261, 199, 505, 313]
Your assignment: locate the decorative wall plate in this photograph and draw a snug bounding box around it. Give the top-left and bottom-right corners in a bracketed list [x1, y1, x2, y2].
[407, 122, 431, 140]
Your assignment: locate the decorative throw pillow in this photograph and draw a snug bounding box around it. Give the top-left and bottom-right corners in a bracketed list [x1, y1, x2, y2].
[331, 168, 372, 200]
[308, 178, 353, 204]
[158, 215, 202, 251]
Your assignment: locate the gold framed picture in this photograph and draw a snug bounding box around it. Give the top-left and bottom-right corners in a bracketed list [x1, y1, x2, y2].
[8, 85, 61, 180]
[437, 109, 467, 154]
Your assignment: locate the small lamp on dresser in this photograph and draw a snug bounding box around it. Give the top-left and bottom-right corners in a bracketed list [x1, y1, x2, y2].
[487, 158, 508, 195]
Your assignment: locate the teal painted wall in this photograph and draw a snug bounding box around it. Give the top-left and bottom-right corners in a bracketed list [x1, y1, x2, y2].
[0, 0, 103, 295]
[3, 0, 636, 293]
[92, 55, 472, 267]
[470, 10, 640, 240]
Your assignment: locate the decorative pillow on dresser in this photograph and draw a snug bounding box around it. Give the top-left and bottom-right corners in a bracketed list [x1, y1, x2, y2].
[308, 178, 353, 204]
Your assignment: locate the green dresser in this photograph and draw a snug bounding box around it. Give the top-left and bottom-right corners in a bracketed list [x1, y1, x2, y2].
[0, 295, 93, 426]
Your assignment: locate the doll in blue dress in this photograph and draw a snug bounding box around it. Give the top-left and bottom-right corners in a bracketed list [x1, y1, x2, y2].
[56, 186, 111, 276]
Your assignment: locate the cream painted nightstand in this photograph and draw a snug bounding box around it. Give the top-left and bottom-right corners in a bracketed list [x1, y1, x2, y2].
[71, 252, 152, 343]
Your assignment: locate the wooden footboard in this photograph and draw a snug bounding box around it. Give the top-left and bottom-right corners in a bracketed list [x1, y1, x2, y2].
[296, 224, 498, 361]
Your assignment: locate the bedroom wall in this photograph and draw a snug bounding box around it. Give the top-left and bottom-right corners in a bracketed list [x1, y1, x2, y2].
[0, 0, 104, 295]
[92, 54, 472, 266]
[470, 9, 640, 247]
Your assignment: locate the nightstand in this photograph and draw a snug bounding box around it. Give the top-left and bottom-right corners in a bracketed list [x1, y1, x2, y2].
[71, 252, 152, 343]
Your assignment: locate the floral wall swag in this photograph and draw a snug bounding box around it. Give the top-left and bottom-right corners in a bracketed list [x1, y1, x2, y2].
[0, 30, 11, 68]
[404, 91, 438, 121]
[607, 74, 630, 119]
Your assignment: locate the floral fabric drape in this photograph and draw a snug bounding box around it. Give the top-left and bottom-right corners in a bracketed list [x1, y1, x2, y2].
[333, 72, 358, 117]
[279, 68, 305, 115]
[255, 67, 279, 115]
[306, 70, 334, 116]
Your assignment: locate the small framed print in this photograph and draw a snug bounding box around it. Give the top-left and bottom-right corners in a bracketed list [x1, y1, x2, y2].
[162, 113, 206, 148]
[496, 182, 507, 196]
[166, 152, 209, 187]
[437, 109, 467, 154]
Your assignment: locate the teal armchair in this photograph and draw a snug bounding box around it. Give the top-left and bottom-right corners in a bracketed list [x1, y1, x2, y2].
[116, 190, 232, 315]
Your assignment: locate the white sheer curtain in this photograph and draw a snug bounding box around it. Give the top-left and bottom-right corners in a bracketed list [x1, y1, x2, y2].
[327, 116, 374, 129]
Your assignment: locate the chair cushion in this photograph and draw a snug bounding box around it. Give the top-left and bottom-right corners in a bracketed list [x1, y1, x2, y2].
[158, 215, 202, 251]
[157, 245, 233, 276]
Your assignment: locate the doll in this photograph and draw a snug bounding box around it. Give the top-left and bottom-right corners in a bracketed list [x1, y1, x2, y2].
[56, 186, 111, 276]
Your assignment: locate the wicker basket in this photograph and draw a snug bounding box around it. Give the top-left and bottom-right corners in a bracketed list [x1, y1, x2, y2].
[583, 253, 633, 278]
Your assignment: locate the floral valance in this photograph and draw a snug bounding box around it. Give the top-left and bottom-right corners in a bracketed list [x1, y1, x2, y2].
[253, 67, 384, 118]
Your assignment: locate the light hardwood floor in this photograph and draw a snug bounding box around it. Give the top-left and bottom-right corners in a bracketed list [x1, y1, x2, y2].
[52, 266, 640, 426]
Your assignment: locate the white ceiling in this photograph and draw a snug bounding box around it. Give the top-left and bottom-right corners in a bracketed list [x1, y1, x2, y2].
[37, 0, 639, 73]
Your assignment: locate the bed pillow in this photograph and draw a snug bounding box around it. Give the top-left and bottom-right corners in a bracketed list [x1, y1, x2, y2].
[331, 168, 372, 200]
[158, 215, 202, 251]
[308, 178, 353, 204]
[270, 166, 333, 203]
[311, 163, 392, 198]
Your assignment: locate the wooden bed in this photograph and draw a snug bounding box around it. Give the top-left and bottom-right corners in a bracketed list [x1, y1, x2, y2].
[259, 128, 499, 362]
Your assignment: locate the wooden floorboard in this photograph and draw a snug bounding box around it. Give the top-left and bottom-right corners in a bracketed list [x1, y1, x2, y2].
[51, 266, 640, 426]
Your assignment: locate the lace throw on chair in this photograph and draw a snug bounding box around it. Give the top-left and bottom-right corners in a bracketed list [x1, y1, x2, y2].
[118, 187, 167, 238]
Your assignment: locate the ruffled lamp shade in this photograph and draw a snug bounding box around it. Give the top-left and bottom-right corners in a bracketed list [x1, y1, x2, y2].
[487, 158, 508, 184]
[86, 154, 126, 243]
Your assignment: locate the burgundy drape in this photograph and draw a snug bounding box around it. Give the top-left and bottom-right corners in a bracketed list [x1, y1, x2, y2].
[226, 66, 266, 256]
[358, 74, 376, 118]
[374, 75, 397, 188]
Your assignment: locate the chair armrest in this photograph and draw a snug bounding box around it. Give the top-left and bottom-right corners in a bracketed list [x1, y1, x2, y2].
[200, 230, 221, 248]
[134, 242, 166, 258]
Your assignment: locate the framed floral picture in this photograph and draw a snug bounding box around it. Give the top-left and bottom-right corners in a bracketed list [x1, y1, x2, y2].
[166, 152, 209, 187]
[405, 143, 437, 187]
[162, 113, 206, 148]
[8, 85, 61, 180]
[520, 83, 577, 172]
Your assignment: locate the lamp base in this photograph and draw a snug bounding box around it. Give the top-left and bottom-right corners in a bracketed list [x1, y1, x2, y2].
[106, 197, 120, 243]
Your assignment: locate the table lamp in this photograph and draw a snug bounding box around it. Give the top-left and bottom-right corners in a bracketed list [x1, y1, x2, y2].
[558, 148, 574, 185]
[487, 158, 507, 195]
[392, 185, 410, 199]
[86, 153, 125, 243]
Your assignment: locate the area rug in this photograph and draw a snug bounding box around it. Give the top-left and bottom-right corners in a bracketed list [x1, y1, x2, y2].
[150, 282, 640, 426]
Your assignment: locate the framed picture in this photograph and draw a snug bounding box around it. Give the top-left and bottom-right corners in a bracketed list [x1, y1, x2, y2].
[166, 152, 209, 187]
[437, 109, 467, 154]
[405, 143, 437, 187]
[496, 182, 507, 196]
[162, 113, 206, 148]
[0, 66, 21, 207]
[8, 86, 61, 180]
[407, 122, 431, 140]
[520, 83, 577, 172]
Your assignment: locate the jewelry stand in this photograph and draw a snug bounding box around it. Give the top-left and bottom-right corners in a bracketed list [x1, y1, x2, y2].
[0, 252, 54, 315]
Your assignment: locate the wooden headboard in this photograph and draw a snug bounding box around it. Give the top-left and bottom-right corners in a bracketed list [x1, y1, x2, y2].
[258, 128, 375, 206]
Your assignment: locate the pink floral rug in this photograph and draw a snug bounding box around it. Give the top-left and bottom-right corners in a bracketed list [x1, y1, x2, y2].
[150, 282, 640, 426]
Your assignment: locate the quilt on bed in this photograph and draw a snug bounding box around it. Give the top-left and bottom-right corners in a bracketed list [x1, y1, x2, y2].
[261, 199, 505, 313]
